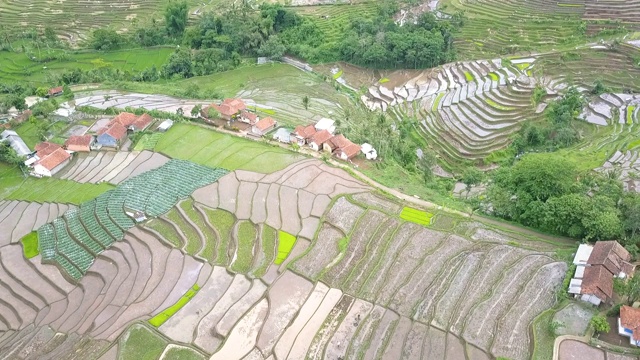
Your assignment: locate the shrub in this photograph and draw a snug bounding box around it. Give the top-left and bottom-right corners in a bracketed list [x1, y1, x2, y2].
[590, 315, 610, 334]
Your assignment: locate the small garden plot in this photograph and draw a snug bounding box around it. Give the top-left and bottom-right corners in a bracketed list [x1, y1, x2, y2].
[165, 208, 201, 256]
[179, 200, 216, 261]
[146, 219, 184, 249]
[149, 284, 201, 327]
[430, 214, 457, 231]
[118, 324, 167, 360]
[134, 133, 164, 151]
[324, 197, 365, 234]
[20, 232, 38, 259]
[232, 221, 257, 273]
[292, 224, 343, 280]
[399, 207, 433, 226]
[202, 208, 236, 266]
[252, 225, 276, 278]
[628, 105, 636, 124]
[161, 346, 206, 360]
[275, 231, 297, 265]
[532, 309, 558, 360]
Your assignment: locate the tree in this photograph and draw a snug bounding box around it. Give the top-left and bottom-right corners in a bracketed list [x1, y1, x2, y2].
[191, 104, 202, 117]
[176, 107, 184, 116]
[35, 87, 48, 98]
[90, 29, 126, 50]
[207, 107, 219, 119]
[416, 149, 436, 184]
[590, 315, 610, 334]
[615, 275, 640, 305]
[506, 153, 577, 202]
[163, 48, 193, 78]
[302, 95, 309, 110]
[461, 167, 483, 192]
[165, 1, 188, 36]
[258, 35, 286, 59]
[4, 95, 26, 111]
[62, 84, 73, 99]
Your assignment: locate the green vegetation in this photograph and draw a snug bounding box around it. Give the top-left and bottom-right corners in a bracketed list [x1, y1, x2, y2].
[275, 231, 296, 265]
[253, 225, 276, 277]
[463, 71, 474, 82]
[488, 73, 499, 81]
[432, 93, 445, 111]
[203, 208, 235, 265]
[628, 106, 636, 125]
[590, 315, 611, 334]
[166, 208, 200, 255]
[118, 324, 167, 360]
[179, 200, 216, 261]
[485, 98, 515, 111]
[146, 218, 183, 248]
[379, 78, 390, 84]
[332, 70, 343, 79]
[400, 207, 434, 226]
[155, 123, 303, 173]
[532, 309, 556, 360]
[232, 221, 256, 273]
[0, 164, 113, 204]
[149, 284, 200, 327]
[162, 347, 206, 360]
[338, 237, 349, 253]
[20, 232, 39, 259]
[134, 133, 164, 151]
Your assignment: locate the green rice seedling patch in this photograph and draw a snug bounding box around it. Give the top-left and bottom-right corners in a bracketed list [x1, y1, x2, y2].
[202, 208, 235, 265]
[180, 200, 216, 261]
[275, 231, 297, 265]
[255, 107, 277, 115]
[162, 347, 206, 360]
[232, 221, 257, 273]
[338, 237, 349, 253]
[379, 78, 390, 83]
[464, 71, 474, 82]
[166, 208, 200, 256]
[557, 3, 584, 7]
[253, 225, 276, 277]
[333, 70, 343, 79]
[400, 207, 434, 226]
[149, 284, 200, 327]
[145, 219, 183, 249]
[20, 232, 39, 259]
[485, 98, 515, 111]
[515, 63, 531, 70]
[118, 324, 167, 360]
[488, 73, 499, 81]
[133, 133, 164, 151]
[155, 124, 303, 173]
[628, 105, 636, 125]
[628, 138, 640, 150]
[432, 93, 445, 112]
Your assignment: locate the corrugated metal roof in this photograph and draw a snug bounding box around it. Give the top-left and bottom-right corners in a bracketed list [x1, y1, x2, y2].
[1, 130, 31, 156]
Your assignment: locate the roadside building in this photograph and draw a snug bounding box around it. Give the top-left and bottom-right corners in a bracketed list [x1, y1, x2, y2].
[31, 142, 71, 177]
[314, 118, 336, 134]
[203, 98, 247, 121]
[97, 122, 128, 149]
[239, 110, 258, 125]
[308, 129, 333, 151]
[252, 117, 277, 136]
[48, 86, 63, 97]
[64, 135, 95, 152]
[291, 124, 317, 146]
[0, 130, 31, 157]
[619, 305, 640, 346]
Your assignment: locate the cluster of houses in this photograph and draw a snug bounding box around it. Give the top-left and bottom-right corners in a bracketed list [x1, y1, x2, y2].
[0, 112, 172, 178]
[202, 98, 377, 161]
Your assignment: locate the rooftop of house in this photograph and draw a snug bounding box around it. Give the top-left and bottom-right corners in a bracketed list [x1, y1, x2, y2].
[131, 113, 153, 130]
[111, 112, 138, 127]
[223, 98, 247, 111]
[621, 305, 640, 341]
[35, 142, 63, 157]
[309, 129, 333, 145]
[48, 86, 63, 95]
[254, 117, 276, 132]
[327, 134, 351, 149]
[573, 244, 594, 265]
[36, 147, 70, 171]
[64, 135, 94, 147]
[293, 124, 317, 139]
[99, 122, 128, 141]
[339, 143, 362, 159]
[315, 117, 335, 131]
[241, 110, 258, 123]
[581, 264, 614, 301]
[1, 130, 31, 156]
[588, 240, 634, 276]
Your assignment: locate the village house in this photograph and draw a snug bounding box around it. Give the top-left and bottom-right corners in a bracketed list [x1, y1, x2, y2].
[308, 129, 333, 151]
[291, 124, 317, 146]
[314, 118, 336, 134]
[568, 241, 635, 306]
[97, 122, 128, 149]
[336, 142, 361, 161]
[157, 119, 174, 132]
[252, 117, 276, 136]
[239, 110, 258, 125]
[203, 98, 247, 121]
[361, 143, 378, 160]
[1, 130, 31, 157]
[48, 86, 63, 98]
[110, 112, 154, 132]
[30, 142, 71, 177]
[619, 305, 640, 346]
[64, 135, 95, 152]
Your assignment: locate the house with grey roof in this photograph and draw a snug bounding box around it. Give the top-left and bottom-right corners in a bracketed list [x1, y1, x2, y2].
[1, 130, 31, 157]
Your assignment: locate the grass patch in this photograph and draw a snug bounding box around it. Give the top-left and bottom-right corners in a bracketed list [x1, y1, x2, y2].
[379, 78, 390, 84]
[20, 232, 39, 259]
[333, 69, 343, 79]
[13, 121, 41, 150]
[400, 207, 434, 226]
[275, 231, 296, 265]
[149, 284, 200, 327]
[485, 98, 515, 111]
[488, 72, 499, 81]
[118, 324, 167, 360]
[232, 221, 256, 273]
[515, 62, 531, 70]
[166, 208, 200, 256]
[133, 133, 163, 151]
[180, 200, 216, 261]
[0, 164, 113, 203]
[145, 219, 183, 249]
[162, 347, 206, 360]
[532, 306, 562, 360]
[253, 225, 276, 277]
[203, 208, 235, 265]
[432, 93, 445, 111]
[628, 105, 636, 125]
[628, 138, 640, 150]
[154, 123, 303, 173]
[464, 71, 474, 82]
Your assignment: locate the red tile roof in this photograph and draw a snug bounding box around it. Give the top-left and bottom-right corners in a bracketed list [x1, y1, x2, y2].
[327, 134, 350, 150]
[581, 265, 614, 301]
[99, 122, 128, 141]
[111, 112, 138, 127]
[255, 117, 276, 132]
[339, 143, 362, 159]
[35, 142, 62, 157]
[293, 125, 317, 139]
[241, 110, 258, 123]
[65, 135, 93, 147]
[48, 86, 63, 96]
[309, 129, 332, 145]
[588, 241, 634, 276]
[36, 147, 70, 171]
[223, 98, 247, 111]
[131, 113, 153, 130]
[621, 306, 640, 341]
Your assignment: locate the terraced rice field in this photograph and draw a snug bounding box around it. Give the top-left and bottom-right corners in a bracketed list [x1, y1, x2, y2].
[293, 3, 378, 44]
[0, 151, 571, 359]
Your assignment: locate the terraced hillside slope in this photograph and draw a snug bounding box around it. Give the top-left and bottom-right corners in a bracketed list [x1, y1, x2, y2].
[0, 153, 569, 360]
